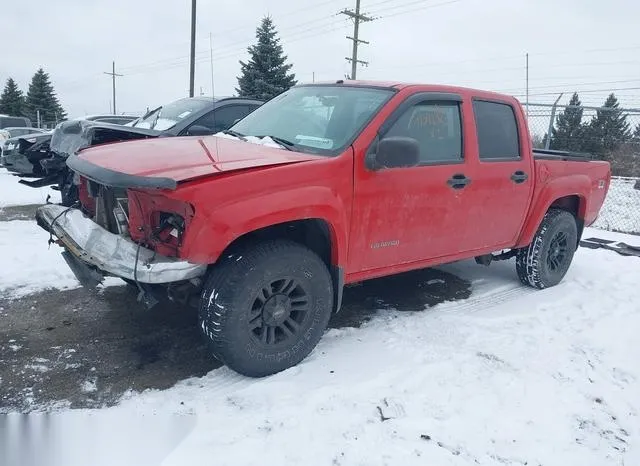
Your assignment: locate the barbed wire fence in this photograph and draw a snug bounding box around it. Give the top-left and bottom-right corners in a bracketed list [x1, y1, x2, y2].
[526, 103, 640, 236]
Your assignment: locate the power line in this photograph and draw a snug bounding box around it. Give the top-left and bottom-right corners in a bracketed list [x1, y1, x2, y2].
[122, 20, 350, 77]
[119, 15, 342, 74]
[375, 0, 461, 19]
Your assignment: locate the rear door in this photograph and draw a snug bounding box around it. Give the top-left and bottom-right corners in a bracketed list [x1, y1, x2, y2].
[349, 92, 475, 273]
[463, 99, 533, 249]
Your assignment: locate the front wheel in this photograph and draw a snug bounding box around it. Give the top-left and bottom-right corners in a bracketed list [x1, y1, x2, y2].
[516, 208, 578, 289]
[199, 240, 334, 377]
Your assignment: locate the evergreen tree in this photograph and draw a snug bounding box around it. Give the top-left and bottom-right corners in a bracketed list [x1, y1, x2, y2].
[582, 93, 630, 156]
[24, 68, 66, 127]
[550, 92, 584, 151]
[632, 123, 640, 141]
[0, 78, 25, 116]
[236, 16, 297, 101]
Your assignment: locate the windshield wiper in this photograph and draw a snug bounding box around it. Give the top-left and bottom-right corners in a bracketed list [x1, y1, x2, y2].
[222, 129, 248, 141]
[257, 135, 295, 151]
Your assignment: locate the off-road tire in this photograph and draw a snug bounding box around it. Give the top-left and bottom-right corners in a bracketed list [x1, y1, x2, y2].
[516, 208, 578, 289]
[199, 240, 333, 377]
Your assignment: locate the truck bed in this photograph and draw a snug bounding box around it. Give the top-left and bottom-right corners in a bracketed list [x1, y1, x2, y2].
[532, 148, 593, 162]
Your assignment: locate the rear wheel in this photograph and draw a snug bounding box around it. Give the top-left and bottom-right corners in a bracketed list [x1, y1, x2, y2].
[516, 208, 578, 289]
[199, 240, 333, 377]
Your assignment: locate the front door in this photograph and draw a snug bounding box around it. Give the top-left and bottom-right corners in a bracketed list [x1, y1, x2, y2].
[349, 94, 474, 274]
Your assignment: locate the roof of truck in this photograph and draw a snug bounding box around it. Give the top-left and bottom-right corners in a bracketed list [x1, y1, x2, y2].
[305, 80, 520, 101]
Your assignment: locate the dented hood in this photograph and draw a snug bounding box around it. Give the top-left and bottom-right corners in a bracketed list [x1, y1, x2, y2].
[67, 135, 322, 189]
[50, 119, 160, 158]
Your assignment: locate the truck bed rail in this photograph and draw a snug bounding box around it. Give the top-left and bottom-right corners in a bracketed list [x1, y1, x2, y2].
[533, 148, 593, 162]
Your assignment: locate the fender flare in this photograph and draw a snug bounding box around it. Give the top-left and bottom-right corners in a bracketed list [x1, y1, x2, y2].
[516, 174, 590, 248]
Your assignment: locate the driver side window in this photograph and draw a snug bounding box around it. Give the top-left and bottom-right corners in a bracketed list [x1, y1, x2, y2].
[385, 101, 463, 164]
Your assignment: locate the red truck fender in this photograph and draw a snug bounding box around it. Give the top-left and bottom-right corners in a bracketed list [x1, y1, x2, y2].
[182, 185, 349, 269]
[515, 173, 591, 248]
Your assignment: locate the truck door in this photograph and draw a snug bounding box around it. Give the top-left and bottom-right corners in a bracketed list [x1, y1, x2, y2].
[463, 99, 533, 249]
[349, 93, 474, 274]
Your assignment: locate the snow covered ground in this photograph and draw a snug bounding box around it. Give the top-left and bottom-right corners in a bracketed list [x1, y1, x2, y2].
[592, 177, 640, 235]
[2, 227, 639, 465]
[0, 220, 80, 297]
[0, 168, 60, 208]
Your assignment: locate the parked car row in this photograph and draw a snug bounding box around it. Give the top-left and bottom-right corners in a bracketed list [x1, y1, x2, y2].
[1, 96, 263, 204]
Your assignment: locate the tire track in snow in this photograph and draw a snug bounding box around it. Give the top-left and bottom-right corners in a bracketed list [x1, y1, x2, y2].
[438, 284, 538, 314]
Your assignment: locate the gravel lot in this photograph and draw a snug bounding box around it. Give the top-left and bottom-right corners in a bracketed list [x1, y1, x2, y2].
[0, 265, 470, 413]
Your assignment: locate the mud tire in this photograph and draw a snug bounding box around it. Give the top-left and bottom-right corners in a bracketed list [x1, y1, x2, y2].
[199, 240, 333, 377]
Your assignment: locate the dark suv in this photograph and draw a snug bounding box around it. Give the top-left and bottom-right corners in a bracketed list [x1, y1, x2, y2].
[127, 96, 263, 135]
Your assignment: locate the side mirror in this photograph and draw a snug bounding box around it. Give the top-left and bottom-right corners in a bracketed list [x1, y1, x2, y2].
[186, 125, 213, 136]
[366, 136, 420, 170]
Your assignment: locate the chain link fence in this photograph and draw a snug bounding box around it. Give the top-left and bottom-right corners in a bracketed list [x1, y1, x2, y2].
[526, 103, 640, 235]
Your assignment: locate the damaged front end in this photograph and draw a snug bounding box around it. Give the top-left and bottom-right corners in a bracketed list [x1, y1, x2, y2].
[35, 173, 207, 308]
[19, 120, 160, 206]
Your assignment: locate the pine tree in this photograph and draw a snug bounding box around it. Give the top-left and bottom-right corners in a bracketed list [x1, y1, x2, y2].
[632, 123, 640, 141]
[0, 78, 25, 116]
[236, 16, 297, 101]
[24, 68, 66, 128]
[582, 93, 630, 156]
[550, 92, 584, 151]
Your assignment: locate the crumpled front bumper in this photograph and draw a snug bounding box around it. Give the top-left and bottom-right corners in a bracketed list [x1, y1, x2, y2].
[35, 204, 207, 284]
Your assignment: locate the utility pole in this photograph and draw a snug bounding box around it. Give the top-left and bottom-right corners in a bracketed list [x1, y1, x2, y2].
[104, 61, 122, 114]
[189, 0, 197, 97]
[525, 52, 529, 119]
[341, 0, 373, 80]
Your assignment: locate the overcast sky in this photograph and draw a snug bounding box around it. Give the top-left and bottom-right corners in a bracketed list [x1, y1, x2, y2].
[3, 0, 639, 125]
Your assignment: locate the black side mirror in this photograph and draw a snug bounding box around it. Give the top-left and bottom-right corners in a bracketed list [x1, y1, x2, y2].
[366, 136, 420, 170]
[186, 125, 213, 136]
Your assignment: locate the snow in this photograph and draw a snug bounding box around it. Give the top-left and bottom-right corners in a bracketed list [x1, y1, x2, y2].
[2, 227, 636, 465]
[81, 379, 98, 393]
[0, 219, 120, 298]
[214, 131, 285, 149]
[0, 167, 61, 207]
[0, 220, 80, 297]
[592, 177, 640, 235]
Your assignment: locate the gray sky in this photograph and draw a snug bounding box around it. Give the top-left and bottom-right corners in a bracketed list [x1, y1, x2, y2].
[3, 0, 639, 121]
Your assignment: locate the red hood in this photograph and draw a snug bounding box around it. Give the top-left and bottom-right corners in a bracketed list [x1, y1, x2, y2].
[76, 135, 322, 182]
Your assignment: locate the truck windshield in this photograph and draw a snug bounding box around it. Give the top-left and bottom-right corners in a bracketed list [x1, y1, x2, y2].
[230, 85, 394, 155]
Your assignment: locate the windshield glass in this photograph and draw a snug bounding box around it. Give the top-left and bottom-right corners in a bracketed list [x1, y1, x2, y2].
[230, 85, 394, 155]
[133, 98, 213, 131]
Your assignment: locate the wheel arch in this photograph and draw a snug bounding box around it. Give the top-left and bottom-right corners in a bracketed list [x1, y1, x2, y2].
[215, 218, 345, 313]
[516, 175, 590, 249]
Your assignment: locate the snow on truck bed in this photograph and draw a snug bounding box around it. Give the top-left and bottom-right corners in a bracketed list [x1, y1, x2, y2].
[2, 227, 638, 466]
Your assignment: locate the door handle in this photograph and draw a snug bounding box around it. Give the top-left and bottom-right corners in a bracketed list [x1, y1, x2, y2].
[511, 170, 528, 184]
[447, 173, 471, 190]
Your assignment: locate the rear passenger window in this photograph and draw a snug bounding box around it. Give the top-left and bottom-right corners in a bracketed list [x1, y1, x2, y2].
[385, 101, 462, 164]
[473, 100, 520, 159]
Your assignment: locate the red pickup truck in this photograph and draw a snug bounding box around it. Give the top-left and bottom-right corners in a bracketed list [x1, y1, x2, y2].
[36, 81, 611, 377]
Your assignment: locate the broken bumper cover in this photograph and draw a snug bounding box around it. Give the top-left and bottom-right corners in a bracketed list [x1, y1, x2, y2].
[35, 204, 207, 284]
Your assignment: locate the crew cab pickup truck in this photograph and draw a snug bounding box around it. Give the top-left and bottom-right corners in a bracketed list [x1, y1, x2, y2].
[35, 81, 611, 377]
